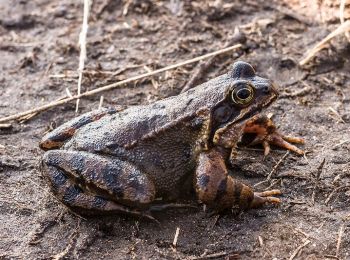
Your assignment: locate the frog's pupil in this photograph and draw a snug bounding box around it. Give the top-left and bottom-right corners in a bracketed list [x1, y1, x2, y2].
[237, 88, 251, 100]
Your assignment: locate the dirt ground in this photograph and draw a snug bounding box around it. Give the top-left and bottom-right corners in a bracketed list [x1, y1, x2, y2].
[0, 0, 350, 259]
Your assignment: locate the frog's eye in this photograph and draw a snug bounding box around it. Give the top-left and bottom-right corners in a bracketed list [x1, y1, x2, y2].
[231, 84, 255, 106]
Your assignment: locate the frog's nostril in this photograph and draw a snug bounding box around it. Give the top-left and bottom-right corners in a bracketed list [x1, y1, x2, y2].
[263, 86, 270, 94]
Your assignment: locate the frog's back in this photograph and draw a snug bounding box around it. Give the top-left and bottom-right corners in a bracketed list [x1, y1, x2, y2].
[64, 73, 231, 153]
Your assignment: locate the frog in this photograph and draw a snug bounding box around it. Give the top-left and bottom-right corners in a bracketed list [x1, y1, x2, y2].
[39, 61, 304, 220]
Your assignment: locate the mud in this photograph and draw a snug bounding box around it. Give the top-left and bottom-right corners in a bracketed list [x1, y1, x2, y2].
[0, 0, 349, 259]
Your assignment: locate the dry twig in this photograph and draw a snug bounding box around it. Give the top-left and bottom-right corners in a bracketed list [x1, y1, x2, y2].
[51, 219, 81, 260]
[299, 20, 350, 66]
[258, 236, 264, 247]
[339, 0, 350, 41]
[0, 123, 12, 129]
[254, 151, 289, 187]
[267, 151, 290, 181]
[190, 251, 238, 260]
[143, 65, 159, 89]
[172, 227, 180, 248]
[29, 215, 60, 245]
[311, 159, 326, 204]
[323, 255, 340, 259]
[328, 107, 345, 123]
[336, 224, 345, 257]
[325, 185, 350, 204]
[0, 44, 242, 124]
[76, 0, 92, 112]
[294, 227, 310, 239]
[98, 95, 104, 109]
[332, 139, 350, 149]
[289, 240, 311, 260]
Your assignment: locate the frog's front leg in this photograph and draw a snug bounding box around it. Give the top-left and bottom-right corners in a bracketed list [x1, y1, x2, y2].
[194, 148, 281, 211]
[41, 150, 156, 220]
[39, 108, 117, 150]
[243, 114, 305, 156]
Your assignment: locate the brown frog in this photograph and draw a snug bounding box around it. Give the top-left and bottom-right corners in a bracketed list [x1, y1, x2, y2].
[39, 61, 304, 220]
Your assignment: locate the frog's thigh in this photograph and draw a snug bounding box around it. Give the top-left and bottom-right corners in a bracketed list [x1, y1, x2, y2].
[42, 150, 156, 207]
[42, 165, 148, 217]
[39, 108, 117, 150]
[195, 148, 280, 211]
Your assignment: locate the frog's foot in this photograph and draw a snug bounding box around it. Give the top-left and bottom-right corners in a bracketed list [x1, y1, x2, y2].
[39, 108, 117, 150]
[250, 189, 281, 208]
[243, 114, 305, 156]
[41, 150, 157, 222]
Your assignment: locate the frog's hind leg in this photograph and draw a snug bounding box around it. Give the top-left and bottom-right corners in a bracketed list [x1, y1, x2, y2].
[42, 165, 155, 221]
[242, 114, 305, 156]
[39, 108, 117, 150]
[195, 148, 281, 211]
[41, 150, 156, 221]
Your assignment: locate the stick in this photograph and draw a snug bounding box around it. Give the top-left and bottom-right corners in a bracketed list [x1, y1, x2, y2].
[336, 224, 345, 257]
[267, 151, 290, 181]
[339, 0, 350, 41]
[0, 44, 242, 123]
[76, 0, 91, 112]
[289, 240, 310, 260]
[98, 95, 104, 109]
[332, 139, 350, 149]
[254, 151, 290, 188]
[0, 123, 12, 129]
[299, 20, 350, 66]
[328, 107, 345, 123]
[325, 185, 350, 204]
[294, 228, 310, 239]
[52, 219, 81, 260]
[258, 236, 264, 247]
[172, 227, 180, 248]
[311, 158, 326, 204]
[190, 251, 231, 260]
[323, 255, 341, 259]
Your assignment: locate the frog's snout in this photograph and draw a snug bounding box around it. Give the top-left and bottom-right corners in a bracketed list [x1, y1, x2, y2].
[270, 82, 279, 97]
[261, 81, 279, 101]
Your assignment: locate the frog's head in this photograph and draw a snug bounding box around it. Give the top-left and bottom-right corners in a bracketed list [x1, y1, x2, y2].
[210, 61, 278, 147]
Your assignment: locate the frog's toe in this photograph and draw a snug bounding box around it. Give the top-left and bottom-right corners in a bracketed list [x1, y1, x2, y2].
[263, 132, 305, 156]
[243, 114, 304, 156]
[250, 190, 281, 208]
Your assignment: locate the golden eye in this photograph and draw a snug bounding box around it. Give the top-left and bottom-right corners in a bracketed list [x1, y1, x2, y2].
[232, 84, 255, 106]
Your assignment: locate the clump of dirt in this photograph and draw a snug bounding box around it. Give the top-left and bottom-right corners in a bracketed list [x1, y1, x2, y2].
[0, 0, 349, 259]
